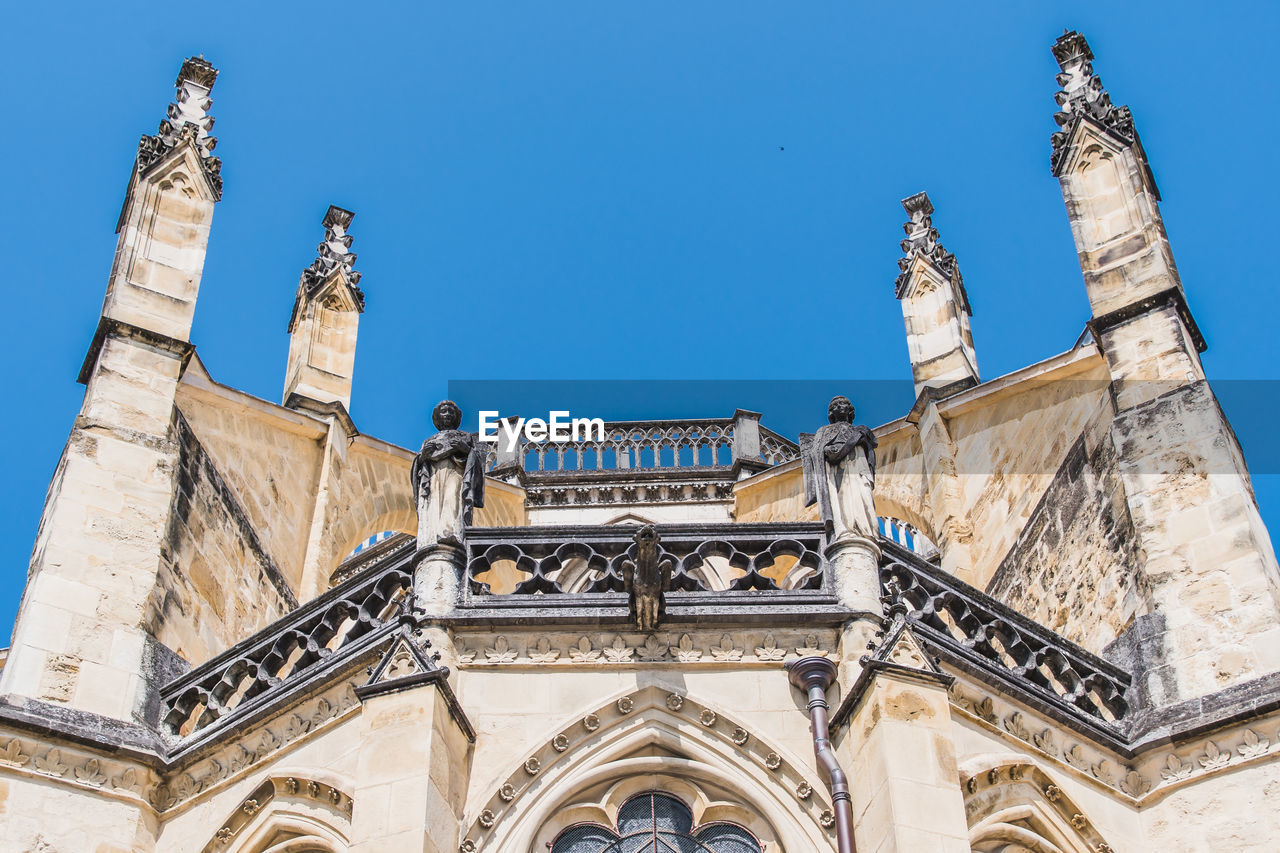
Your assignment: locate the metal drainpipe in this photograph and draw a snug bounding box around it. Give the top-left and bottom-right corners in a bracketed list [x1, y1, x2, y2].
[786, 656, 856, 853]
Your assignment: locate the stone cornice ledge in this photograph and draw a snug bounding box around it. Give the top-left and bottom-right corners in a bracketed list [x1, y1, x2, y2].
[77, 317, 195, 386]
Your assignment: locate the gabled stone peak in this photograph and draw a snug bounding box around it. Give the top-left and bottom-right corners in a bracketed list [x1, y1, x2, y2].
[894, 191, 967, 310]
[137, 55, 223, 198]
[1050, 30, 1135, 174]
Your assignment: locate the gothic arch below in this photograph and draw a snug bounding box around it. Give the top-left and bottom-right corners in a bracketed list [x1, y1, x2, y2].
[463, 685, 834, 852]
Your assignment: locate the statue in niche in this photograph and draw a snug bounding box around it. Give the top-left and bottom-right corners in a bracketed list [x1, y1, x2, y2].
[411, 400, 485, 547]
[800, 396, 878, 543]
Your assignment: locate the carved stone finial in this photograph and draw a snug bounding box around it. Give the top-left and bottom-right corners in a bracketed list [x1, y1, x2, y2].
[298, 205, 364, 308]
[894, 191, 963, 301]
[622, 525, 674, 631]
[137, 56, 223, 198]
[176, 56, 219, 90]
[1050, 31, 1135, 173]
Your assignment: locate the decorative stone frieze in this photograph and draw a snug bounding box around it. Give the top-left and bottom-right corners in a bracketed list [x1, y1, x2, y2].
[0, 734, 156, 803]
[453, 628, 836, 668]
[948, 677, 1280, 804]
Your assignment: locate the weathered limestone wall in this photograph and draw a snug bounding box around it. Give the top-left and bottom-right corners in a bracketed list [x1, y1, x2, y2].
[352, 685, 471, 852]
[0, 333, 190, 721]
[1108, 369, 1280, 700]
[1137, 741, 1280, 851]
[985, 392, 1142, 650]
[733, 461, 818, 524]
[102, 150, 217, 343]
[177, 361, 419, 602]
[943, 351, 1112, 588]
[176, 362, 326, 594]
[148, 414, 296, 665]
[837, 674, 970, 852]
[285, 301, 359, 410]
[473, 479, 527, 527]
[0, 769, 159, 853]
[307, 435, 416, 591]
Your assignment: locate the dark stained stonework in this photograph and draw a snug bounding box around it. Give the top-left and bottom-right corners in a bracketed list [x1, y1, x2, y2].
[986, 399, 1141, 651]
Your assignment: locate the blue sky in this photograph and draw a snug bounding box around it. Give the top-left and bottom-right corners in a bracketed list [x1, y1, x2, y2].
[2, 2, 1278, 638]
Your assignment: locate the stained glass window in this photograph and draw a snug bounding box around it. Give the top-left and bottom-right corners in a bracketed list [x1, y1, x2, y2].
[550, 791, 762, 853]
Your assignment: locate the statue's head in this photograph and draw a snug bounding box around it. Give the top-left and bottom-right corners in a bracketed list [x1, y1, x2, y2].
[432, 399, 462, 431]
[635, 524, 659, 545]
[828, 396, 855, 424]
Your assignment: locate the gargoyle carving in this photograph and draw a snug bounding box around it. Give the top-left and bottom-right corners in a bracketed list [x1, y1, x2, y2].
[622, 525, 674, 631]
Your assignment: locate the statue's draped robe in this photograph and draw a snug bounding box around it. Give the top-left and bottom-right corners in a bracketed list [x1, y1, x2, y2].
[801, 422, 878, 542]
[411, 429, 486, 546]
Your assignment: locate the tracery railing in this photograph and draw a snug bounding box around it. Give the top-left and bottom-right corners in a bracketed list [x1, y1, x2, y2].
[161, 542, 415, 738]
[466, 522, 827, 596]
[484, 415, 799, 476]
[879, 540, 1131, 726]
[759, 426, 800, 467]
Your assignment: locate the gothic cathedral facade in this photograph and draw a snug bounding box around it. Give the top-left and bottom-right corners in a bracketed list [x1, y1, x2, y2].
[0, 31, 1277, 853]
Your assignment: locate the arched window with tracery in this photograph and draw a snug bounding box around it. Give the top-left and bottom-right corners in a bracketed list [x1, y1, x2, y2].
[551, 791, 762, 853]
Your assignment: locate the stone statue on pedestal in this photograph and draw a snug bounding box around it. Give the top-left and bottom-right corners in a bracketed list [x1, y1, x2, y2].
[801, 396, 878, 543]
[411, 400, 485, 548]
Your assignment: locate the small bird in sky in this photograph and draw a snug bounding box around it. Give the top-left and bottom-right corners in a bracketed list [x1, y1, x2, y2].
[779, 146, 785, 151]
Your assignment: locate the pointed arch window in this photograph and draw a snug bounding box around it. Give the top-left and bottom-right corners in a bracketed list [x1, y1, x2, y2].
[550, 791, 762, 853]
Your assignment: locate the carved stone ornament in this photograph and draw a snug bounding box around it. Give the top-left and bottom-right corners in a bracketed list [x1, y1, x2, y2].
[552, 734, 570, 752]
[583, 714, 601, 731]
[499, 783, 516, 802]
[699, 709, 717, 727]
[288, 206, 365, 334]
[524, 757, 541, 775]
[299, 206, 363, 305]
[136, 56, 223, 198]
[800, 396, 878, 542]
[731, 727, 749, 746]
[666, 693, 685, 712]
[1050, 30, 1136, 172]
[617, 696, 635, 714]
[796, 781, 812, 800]
[765, 752, 782, 771]
[479, 809, 496, 828]
[623, 525, 674, 631]
[894, 191, 965, 303]
[412, 400, 486, 547]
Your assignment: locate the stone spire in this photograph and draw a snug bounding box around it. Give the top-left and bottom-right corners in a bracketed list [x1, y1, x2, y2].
[136, 56, 223, 198]
[892, 192, 978, 399]
[1049, 31, 1135, 175]
[895, 192, 967, 311]
[284, 206, 366, 412]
